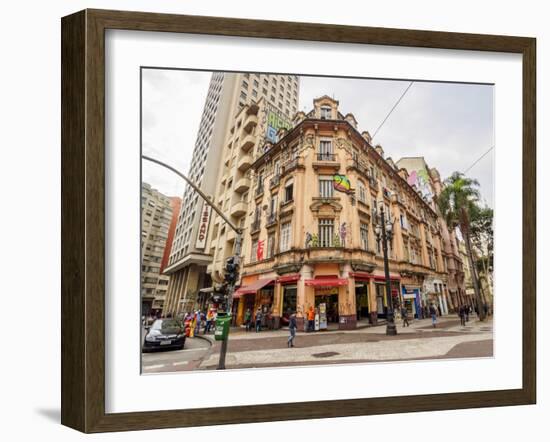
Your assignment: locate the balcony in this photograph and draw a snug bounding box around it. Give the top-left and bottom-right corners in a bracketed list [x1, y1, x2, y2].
[255, 184, 264, 198]
[266, 211, 278, 227]
[240, 134, 256, 152]
[230, 201, 247, 218]
[317, 152, 336, 161]
[313, 152, 340, 170]
[243, 113, 258, 133]
[369, 177, 379, 191]
[237, 154, 253, 172]
[234, 177, 251, 193]
[348, 159, 371, 177]
[281, 158, 300, 175]
[269, 175, 281, 188]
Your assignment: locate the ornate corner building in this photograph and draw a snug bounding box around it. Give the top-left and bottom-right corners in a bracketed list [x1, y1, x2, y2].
[228, 96, 469, 330]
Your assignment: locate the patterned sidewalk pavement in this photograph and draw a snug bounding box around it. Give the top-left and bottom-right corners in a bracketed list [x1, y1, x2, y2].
[198, 316, 493, 370]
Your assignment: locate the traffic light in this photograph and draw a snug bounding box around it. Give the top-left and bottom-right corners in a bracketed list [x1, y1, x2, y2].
[224, 256, 239, 285]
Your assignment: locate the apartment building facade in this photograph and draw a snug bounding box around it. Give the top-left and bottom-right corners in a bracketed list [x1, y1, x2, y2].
[141, 183, 181, 316]
[163, 72, 300, 316]
[231, 96, 461, 330]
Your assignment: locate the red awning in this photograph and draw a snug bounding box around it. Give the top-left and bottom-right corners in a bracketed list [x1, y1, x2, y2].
[373, 275, 401, 282]
[350, 272, 373, 281]
[304, 276, 348, 287]
[233, 278, 274, 298]
[277, 274, 300, 283]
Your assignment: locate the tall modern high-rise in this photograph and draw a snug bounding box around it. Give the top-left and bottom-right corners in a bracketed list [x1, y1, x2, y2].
[164, 72, 300, 315]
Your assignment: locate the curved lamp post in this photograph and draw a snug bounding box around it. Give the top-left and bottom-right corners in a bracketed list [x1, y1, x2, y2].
[374, 203, 398, 336]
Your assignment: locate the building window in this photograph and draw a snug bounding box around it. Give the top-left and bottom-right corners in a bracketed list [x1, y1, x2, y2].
[320, 105, 332, 119]
[318, 219, 334, 247]
[319, 176, 334, 198]
[280, 222, 292, 252]
[318, 139, 333, 160]
[284, 180, 294, 202]
[400, 214, 408, 229]
[360, 222, 369, 250]
[240, 91, 247, 101]
[267, 234, 275, 258]
[251, 239, 258, 262]
[242, 81, 249, 89]
[358, 180, 366, 203]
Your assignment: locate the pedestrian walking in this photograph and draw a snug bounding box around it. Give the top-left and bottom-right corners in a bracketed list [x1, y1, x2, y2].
[244, 308, 252, 332]
[287, 312, 297, 348]
[401, 306, 409, 327]
[465, 305, 470, 322]
[204, 309, 213, 334]
[307, 305, 315, 332]
[429, 304, 437, 328]
[459, 305, 466, 326]
[255, 308, 262, 332]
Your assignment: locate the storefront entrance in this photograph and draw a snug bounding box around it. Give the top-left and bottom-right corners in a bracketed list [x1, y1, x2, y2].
[355, 283, 369, 321]
[314, 293, 339, 323]
[281, 285, 297, 326]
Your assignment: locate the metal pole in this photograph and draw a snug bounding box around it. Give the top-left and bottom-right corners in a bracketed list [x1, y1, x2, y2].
[142, 155, 243, 369]
[142, 155, 240, 234]
[380, 206, 397, 336]
[217, 231, 242, 370]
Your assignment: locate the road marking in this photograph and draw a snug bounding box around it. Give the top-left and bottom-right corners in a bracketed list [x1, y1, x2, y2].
[173, 361, 188, 366]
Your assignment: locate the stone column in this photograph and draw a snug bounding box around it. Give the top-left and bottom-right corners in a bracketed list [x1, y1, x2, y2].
[272, 281, 283, 329]
[368, 278, 378, 325]
[296, 264, 312, 330]
[339, 263, 357, 329]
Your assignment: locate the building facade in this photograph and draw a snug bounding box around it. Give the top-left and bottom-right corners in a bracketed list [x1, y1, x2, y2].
[141, 183, 181, 316]
[164, 72, 300, 316]
[395, 157, 467, 311]
[232, 96, 458, 330]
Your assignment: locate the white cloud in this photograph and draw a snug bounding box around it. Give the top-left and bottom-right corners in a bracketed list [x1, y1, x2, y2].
[142, 70, 494, 208]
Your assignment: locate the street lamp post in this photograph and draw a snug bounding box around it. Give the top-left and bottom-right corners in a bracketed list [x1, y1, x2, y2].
[142, 155, 242, 370]
[375, 204, 397, 336]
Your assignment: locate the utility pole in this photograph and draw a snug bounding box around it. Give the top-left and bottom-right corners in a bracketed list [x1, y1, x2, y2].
[142, 155, 242, 369]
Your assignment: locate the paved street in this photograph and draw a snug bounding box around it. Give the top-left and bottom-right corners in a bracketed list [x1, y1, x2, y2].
[141, 335, 211, 373]
[141, 315, 493, 373]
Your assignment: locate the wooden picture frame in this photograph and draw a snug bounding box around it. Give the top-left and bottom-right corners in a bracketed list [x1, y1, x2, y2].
[61, 9, 536, 433]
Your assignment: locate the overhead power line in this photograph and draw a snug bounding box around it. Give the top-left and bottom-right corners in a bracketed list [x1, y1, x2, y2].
[371, 81, 414, 141]
[463, 146, 494, 174]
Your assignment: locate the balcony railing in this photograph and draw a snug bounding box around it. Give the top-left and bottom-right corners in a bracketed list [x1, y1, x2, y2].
[317, 152, 336, 161]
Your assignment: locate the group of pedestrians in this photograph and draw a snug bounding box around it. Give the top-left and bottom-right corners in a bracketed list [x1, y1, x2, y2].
[243, 307, 268, 332]
[181, 309, 217, 335]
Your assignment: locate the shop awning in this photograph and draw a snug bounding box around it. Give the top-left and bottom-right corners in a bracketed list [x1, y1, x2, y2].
[304, 276, 348, 287]
[373, 274, 401, 282]
[277, 273, 301, 283]
[350, 272, 373, 281]
[233, 278, 274, 298]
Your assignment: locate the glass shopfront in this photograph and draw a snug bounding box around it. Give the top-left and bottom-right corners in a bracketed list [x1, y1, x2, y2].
[314, 291, 339, 323]
[281, 285, 297, 326]
[355, 283, 369, 320]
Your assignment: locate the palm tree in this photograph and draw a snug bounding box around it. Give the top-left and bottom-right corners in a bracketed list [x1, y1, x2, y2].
[437, 172, 485, 320]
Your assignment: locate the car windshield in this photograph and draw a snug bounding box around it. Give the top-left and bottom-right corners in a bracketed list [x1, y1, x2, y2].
[152, 319, 181, 330]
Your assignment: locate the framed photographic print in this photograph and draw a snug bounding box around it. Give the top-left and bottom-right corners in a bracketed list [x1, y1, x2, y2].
[61, 9, 536, 433]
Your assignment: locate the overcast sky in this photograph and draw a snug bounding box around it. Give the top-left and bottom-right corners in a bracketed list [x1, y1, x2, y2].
[142, 70, 494, 207]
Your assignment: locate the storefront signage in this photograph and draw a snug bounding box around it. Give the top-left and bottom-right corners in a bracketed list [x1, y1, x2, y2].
[257, 239, 264, 261]
[195, 203, 212, 250]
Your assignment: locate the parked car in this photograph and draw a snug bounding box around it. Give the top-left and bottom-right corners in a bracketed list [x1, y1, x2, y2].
[142, 318, 186, 352]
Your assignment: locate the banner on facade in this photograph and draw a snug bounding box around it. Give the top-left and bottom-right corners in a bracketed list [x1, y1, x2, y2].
[195, 202, 212, 250]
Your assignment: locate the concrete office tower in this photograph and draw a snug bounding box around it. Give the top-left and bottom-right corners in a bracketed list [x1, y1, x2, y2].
[141, 183, 181, 317]
[164, 72, 300, 315]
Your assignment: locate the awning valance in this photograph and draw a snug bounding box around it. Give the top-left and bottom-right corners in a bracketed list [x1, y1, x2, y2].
[277, 274, 301, 283]
[350, 272, 373, 281]
[304, 276, 348, 287]
[233, 278, 274, 298]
